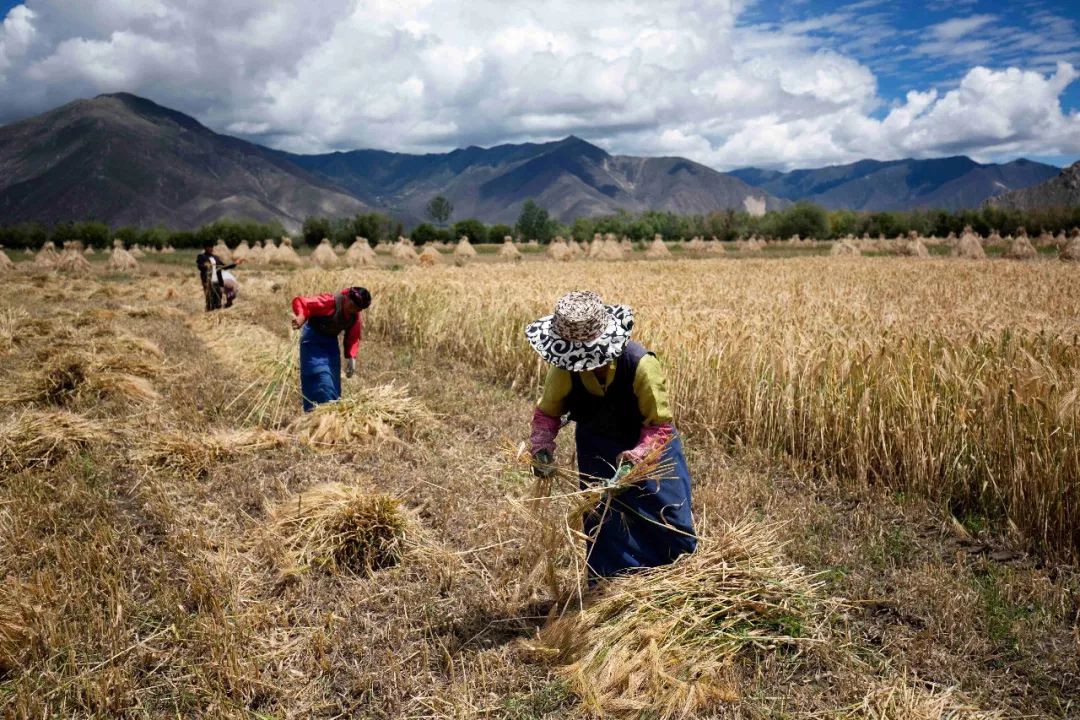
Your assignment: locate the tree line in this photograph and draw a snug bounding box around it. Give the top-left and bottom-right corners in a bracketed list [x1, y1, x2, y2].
[1, 202, 1078, 251]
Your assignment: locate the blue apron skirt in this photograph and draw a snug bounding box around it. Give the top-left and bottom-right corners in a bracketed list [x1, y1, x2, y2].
[299, 323, 341, 412]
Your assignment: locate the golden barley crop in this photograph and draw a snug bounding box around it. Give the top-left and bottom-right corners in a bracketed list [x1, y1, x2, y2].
[289, 258, 1080, 559]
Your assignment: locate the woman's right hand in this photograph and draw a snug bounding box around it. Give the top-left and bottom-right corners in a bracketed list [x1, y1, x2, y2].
[291, 314, 306, 330]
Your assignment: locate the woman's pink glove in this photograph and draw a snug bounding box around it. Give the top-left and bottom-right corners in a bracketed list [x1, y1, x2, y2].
[619, 423, 674, 465]
[530, 408, 561, 456]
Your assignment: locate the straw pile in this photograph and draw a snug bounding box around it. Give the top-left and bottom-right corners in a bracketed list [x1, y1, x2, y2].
[534, 521, 825, 719]
[162, 245, 175, 254]
[268, 483, 410, 575]
[0, 249, 13, 271]
[288, 383, 430, 449]
[246, 240, 265, 264]
[392, 239, 419, 264]
[310, 238, 339, 269]
[567, 239, 584, 258]
[645, 234, 671, 258]
[83, 245, 95, 255]
[138, 429, 287, 478]
[593, 234, 625, 261]
[451, 236, 477, 259]
[55, 248, 92, 273]
[344, 237, 377, 267]
[107, 242, 139, 271]
[0, 409, 111, 471]
[272, 237, 304, 267]
[685, 236, 707, 254]
[5, 344, 161, 408]
[1060, 232, 1080, 262]
[130, 245, 147, 258]
[547, 237, 573, 262]
[232, 240, 251, 261]
[830, 240, 861, 256]
[419, 245, 442, 266]
[499, 237, 522, 261]
[899, 231, 930, 258]
[212, 240, 233, 264]
[951, 227, 986, 259]
[333, 242, 346, 255]
[34, 242, 59, 269]
[1004, 229, 1037, 260]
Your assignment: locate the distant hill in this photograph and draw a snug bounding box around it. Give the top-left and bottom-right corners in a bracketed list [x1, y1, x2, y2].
[988, 161, 1080, 210]
[280, 136, 787, 225]
[0, 93, 365, 231]
[729, 156, 1059, 211]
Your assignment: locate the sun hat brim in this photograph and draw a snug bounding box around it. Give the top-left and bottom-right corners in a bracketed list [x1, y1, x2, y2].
[524, 304, 634, 372]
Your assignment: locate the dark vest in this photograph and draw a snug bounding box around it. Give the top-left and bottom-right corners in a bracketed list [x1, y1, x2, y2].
[308, 293, 352, 338]
[566, 341, 652, 446]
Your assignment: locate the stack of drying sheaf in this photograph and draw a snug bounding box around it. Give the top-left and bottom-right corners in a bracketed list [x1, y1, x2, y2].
[951, 226, 986, 259]
[498, 236, 522, 262]
[392, 237, 419, 264]
[644, 234, 671, 259]
[108, 240, 139, 271]
[344, 237, 377, 267]
[55, 241, 93, 274]
[310, 238, 339, 269]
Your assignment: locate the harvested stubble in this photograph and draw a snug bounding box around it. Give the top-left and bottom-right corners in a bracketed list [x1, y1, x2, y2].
[287, 383, 431, 449]
[534, 520, 826, 719]
[137, 429, 287, 477]
[0, 409, 111, 470]
[4, 344, 161, 407]
[833, 676, 1004, 719]
[267, 482, 410, 574]
[0, 592, 38, 676]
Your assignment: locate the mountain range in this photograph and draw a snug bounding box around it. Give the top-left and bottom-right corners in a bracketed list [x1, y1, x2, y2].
[0, 93, 1071, 231]
[989, 161, 1080, 210]
[729, 156, 1059, 212]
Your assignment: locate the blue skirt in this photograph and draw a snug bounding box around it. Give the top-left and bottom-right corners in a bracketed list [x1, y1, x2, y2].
[576, 427, 698, 580]
[299, 324, 341, 412]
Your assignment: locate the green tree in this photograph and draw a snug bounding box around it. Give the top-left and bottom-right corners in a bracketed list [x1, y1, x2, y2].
[452, 218, 488, 244]
[426, 195, 453, 227]
[302, 216, 332, 247]
[410, 223, 441, 245]
[516, 200, 554, 243]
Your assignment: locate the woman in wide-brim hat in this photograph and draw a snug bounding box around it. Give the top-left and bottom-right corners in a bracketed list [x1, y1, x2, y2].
[525, 290, 697, 581]
[290, 286, 371, 411]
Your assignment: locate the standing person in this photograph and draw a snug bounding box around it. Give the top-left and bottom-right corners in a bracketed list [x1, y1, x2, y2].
[525, 290, 697, 581]
[291, 287, 371, 411]
[196, 242, 242, 311]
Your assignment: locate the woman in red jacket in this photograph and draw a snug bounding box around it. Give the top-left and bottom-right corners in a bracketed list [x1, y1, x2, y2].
[290, 286, 371, 411]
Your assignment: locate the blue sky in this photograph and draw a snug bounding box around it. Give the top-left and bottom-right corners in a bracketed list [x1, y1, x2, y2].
[1, 0, 1078, 169]
[743, 0, 1080, 161]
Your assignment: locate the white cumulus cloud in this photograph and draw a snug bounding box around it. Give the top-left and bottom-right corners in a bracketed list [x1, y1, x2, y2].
[0, 0, 1077, 170]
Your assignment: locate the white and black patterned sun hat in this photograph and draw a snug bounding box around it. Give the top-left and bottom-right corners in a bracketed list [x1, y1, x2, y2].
[524, 291, 634, 372]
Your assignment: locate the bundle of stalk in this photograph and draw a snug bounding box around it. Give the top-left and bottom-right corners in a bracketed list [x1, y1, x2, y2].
[287, 383, 431, 449]
[266, 482, 412, 575]
[137, 428, 288, 477]
[1, 342, 162, 407]
[533, 520, 826, 720]
[834, 676, 1004, 720]
[510, 438, 676, 601]
[0, 409, 112, 471]
[193, 314, 299, 428]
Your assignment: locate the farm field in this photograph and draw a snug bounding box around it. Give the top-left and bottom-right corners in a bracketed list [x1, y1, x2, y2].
[1, 253, 1078, 719]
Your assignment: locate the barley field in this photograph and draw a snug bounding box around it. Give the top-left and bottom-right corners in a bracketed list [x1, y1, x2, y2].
[1, 251, 1078, 718]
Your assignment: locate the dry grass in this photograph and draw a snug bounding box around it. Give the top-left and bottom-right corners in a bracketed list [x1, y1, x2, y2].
[830, 676, 1004, 719]
[287, 383, 432, 449]
[533, 521, 829, 719]
[0, 409, 112, 470]
[266, 482, 411, 575]
[137, 429, 287, 477]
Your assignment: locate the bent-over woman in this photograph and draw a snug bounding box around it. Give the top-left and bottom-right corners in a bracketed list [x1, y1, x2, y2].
[525, 290, 697, 581]
[290, 286, 371, 411]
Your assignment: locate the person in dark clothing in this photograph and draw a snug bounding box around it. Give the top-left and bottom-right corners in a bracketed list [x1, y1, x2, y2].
[290, 286, 372, 411]
[196, 242, 243, 311]
[525, 290, 697, 582]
